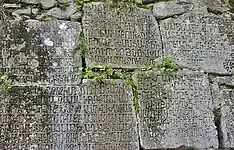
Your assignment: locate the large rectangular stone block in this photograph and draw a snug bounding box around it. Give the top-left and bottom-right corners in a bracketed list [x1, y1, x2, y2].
[0, 80, 139, 150]
[136, 71, 218, 149]
[0, 20, 81, 84]
[160, 13, 234, 74]
[83, 2, 162, 68]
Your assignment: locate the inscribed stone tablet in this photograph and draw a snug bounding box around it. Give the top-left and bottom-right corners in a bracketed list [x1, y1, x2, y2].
[218, 89, 234, 148]
[0, 80, 139, 150]
[160, 13, 234, 74]
[80, 80, 139, 150]
[83, 2, 162, 68]
[0, 20, 81, 84]
[136, 71, 218, 149]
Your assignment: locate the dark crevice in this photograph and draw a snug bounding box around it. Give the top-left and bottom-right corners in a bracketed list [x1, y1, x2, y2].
[156, 20, 164, 54]
[209, 81, 224, 149]
[213, 104, 224, 149]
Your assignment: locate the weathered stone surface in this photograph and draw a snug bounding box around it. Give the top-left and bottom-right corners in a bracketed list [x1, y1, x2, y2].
[46, 3, 77, 20]
[207, 0, 225, 14]
[211, 76, 234, 148]
[218, 89, 234, 148]
[153, 1, 193, 19]
[3, 3, 21, 8]
[70, 11, 82, 22]
[0, 20, 81, 84]
[160, 13, 234, 74]
[83, 2, 162, 68]
[0, 80, 139, 149]
[136, 71, 218, 149]
[21, 0, 55, 8]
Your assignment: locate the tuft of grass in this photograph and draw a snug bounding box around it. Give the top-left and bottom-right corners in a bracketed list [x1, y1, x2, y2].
[158, 54, 179, 72]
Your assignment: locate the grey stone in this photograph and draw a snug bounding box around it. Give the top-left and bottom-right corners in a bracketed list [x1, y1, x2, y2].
[0, 79, 139, 149]
[160, 13, 234, 74]
[70, 11, 82, 21]
[136, 71, 218, 149]
[57, 0, 73, 2]
[31, 8, 39, 15]
[83, 2, 162, 68]
[207, 0, 225, 14]
[12, 7, 32, 21]
[12, 7, 32, 16]
[3, 3, 21, 8]
[0, 20, 81, 84]
[21, 0, 55, 8]
[46, 3, 77, 20]
[153, 1, 193, 19]
[218, 89, 234, 148]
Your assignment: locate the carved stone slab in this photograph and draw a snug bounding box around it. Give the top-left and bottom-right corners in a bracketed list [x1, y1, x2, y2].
[83, 2, 162, 68]
[136, 71, 218, 149]
[0, 80, 139, 150]
[219, 89, 234, 148]
[0, 20, 81, 84]
[160, 13, 234, 74]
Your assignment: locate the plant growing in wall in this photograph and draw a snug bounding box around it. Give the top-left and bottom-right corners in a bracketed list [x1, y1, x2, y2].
[0, 73, 12, 90]
[158, 54, 179, 72]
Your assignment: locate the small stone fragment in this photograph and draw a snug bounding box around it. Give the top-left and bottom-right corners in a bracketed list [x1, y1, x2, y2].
[46, 3, 77, 20]
[153, 1, 192, 19]
[207, 0, 224, 14]
[12, 7, 32, 16]
[21, 0, 55, 8]
[32, 8, 39, 15]
[3, 3, 21, 8]
[70, 11, 82, 21]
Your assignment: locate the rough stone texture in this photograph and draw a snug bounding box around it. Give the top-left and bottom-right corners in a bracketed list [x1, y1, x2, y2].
[83, 2, 162, 68]
[136, 71, 218, 149]
[70, 11, 82, 22]
[0, 20, 81, 84]
[211, 76, 234, 148]
[0, 80, 139, 149]
[217, 89, 234, 148]
[160, 13, 234, 74]
[153, 1, 193, 19]
[207, 0, 225, 14]
[45, 3, 77, 20]
[21, 0, 55, 8]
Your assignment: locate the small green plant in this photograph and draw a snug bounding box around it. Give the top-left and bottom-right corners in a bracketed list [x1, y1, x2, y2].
[76, 32, 89, 57]
[78, 64, 139, 112]
[75, 0, 93, 10]
[57, 1, 70, 10]
[0, 73, 12, 90]
[158, 54, 178, 72]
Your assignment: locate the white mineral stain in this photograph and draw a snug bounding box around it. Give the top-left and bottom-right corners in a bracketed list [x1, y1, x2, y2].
[59, 22, 68, 30]
[44, 38, 54, 46]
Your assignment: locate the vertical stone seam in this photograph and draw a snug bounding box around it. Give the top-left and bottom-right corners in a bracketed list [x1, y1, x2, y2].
[156, 19, 164, 54]
[209, 80, 224, 149]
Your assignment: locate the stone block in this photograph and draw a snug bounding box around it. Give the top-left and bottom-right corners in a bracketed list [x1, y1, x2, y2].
[0, 80, 139, 150]
[83, 2, 162, 68]
[0, 20, 81, 85]
[160, 13, 234, 74]
[136, 71, 218, 149]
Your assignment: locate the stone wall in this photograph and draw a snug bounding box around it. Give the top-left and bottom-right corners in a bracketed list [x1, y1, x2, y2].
[1, 0, 234, 149]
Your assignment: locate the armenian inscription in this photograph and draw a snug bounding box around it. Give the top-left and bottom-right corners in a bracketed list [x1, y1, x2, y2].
[0, 20, 81, 84]
[136, 71, 218, 149]
[160, 13, 234, 74]
[219, 89, 234, 148]
[83, 2, 162, 68]
[0, 81, 138, 149]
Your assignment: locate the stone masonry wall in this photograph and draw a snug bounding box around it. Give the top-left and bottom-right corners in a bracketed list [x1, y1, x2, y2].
[1, 0, 234, 149]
